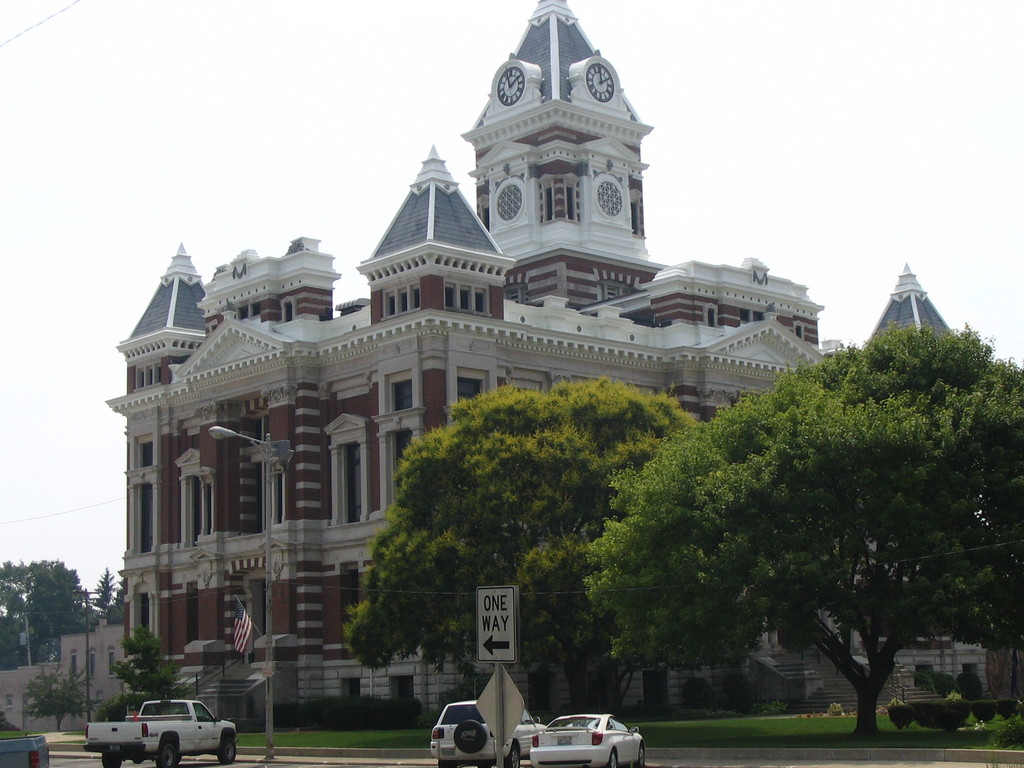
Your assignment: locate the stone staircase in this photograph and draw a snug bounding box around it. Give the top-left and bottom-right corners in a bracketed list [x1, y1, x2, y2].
[754, 650, 930, 714]
[178, 659, 266, 722]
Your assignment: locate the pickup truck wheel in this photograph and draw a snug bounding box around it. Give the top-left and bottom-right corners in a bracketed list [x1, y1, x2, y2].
[217, 735, 237, 765]
[101, 754, 123, 768]
[156, 741, 180, 768]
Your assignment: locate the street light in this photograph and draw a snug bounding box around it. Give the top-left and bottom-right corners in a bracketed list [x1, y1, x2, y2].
[210, 425, 292, 760]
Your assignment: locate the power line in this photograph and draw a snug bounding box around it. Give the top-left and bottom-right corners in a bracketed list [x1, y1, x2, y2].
[0, 0, 85, 50]
[0, 498, 123, 525]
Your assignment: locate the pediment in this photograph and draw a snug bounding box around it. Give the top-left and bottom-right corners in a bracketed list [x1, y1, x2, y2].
[174, 321, 285, 379]
[476, 140, 535, 169]
[702, 321, 822, 368]
[175, 448, 201, 468]
[324, 413, 372, 441]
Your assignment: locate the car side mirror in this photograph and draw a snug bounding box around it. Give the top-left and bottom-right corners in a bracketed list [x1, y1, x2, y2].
[534, 717, 541, 724]
[629, 726, 639, 734]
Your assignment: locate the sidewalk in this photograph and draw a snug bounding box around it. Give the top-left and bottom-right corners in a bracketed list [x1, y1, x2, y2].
[43, 733, 1024, 768]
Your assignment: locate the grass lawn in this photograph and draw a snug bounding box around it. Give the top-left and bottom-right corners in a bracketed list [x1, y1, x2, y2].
[236, 714, 1017, 752]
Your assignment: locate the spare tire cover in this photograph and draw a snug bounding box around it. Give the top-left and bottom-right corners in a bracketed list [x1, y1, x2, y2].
[453, 719, 488, 754]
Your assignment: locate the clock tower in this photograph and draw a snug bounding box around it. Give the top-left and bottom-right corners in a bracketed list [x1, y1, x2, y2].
[464, 0, 659, 308]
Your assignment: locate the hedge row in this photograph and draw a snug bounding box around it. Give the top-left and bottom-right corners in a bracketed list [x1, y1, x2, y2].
[888, 698, 1023, 732]
[275, 696, 422, 730]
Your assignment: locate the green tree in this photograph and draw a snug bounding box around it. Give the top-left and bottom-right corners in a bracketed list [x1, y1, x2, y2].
[25, 665, 86, 729]
[590, 328, 1024, 735]
[347, 379, 689, 709]
[93, 569, 125, 625]
[0, 561, 84, 668]
[111, 627, 188, 699]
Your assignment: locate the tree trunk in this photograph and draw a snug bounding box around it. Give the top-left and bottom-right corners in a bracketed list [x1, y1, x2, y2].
[814, 619, 897, 735]
[851, 676, 884, 735]
[562, 658, 590, 711]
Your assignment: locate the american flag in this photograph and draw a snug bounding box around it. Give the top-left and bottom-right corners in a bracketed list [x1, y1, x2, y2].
[233, 598, 253, 655]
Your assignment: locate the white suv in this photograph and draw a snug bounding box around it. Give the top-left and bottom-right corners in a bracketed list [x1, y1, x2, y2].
[430, 700, 544, 768]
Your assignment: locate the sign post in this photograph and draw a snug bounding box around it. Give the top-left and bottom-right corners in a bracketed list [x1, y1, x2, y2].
[477, 585, 521, 767]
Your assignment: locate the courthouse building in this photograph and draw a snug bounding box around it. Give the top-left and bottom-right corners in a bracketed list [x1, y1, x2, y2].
[108, 0, 827, 713]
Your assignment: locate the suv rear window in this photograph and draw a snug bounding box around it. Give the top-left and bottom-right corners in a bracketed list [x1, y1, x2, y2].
[440, 704, 483, 725]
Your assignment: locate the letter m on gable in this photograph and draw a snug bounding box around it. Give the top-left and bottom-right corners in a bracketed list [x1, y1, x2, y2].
[232, 263, 247, 279]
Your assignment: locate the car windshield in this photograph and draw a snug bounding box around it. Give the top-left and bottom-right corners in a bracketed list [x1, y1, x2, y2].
[440, 704, 483, 725]
[550, 716, 600, 730]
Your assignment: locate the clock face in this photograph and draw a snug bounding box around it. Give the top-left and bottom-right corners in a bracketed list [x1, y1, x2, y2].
[497, 66, 525, 106]
[586, 63, 614, 102]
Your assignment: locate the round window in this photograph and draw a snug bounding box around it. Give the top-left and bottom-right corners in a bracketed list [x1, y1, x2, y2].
[597, 180, 623, 217]
[496, 184, 523, 221]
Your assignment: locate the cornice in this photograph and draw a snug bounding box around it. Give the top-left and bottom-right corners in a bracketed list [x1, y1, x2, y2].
[464, 103, 651, 152]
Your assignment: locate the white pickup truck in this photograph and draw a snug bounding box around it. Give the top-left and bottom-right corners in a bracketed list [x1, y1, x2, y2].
[83, 700, 236, 768]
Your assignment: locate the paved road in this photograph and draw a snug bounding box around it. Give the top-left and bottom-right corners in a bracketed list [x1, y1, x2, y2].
[48, 749, 1024, 768]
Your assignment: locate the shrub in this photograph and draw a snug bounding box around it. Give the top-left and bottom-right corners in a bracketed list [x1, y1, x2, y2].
[274, 702, 302, 728]
[752, 700, 786, 715]
[913, 669, 934, 690]
[94, 693, 147, 723]
[313, 696, 422, 731]
[298, 697, 337, 728]
[997, 698, 1022, 719]
[826, 702, 845, 716]
[994, 715, 1024, 749]
[722, 673, 754, 714]
[956, 671, 983, 701]
[934, 704, 968, 733]
[887, 703, 914, 729]
[911, 699, 968, 730]
[911, 700, 942, 728]
[681, 677, 714, 709]
[971, 699, 998, 723]
[930, 672, 958, 697]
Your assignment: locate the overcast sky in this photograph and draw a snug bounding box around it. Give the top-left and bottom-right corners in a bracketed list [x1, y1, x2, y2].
[2, 0, 1021, 591]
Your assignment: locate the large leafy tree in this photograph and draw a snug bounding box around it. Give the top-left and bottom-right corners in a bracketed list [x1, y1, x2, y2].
[0, 561, 85, 668]
[347, 379, 689, 709]
[25, 666, 86, 729]
[590, 328, 1024, 734]
[111, 626, 189, 700]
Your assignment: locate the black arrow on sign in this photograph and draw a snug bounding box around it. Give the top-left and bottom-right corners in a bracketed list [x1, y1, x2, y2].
[483, 635, 510, 655]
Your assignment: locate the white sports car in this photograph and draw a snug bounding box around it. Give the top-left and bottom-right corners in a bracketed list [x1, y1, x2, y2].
[529, 714, 645, 768]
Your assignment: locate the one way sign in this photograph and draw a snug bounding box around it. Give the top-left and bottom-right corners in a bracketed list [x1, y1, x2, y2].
[477, 585, 519, 663]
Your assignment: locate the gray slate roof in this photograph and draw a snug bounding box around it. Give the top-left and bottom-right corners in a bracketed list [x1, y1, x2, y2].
[373, 148, 499, 259]
[872, 264, 949, 337]
[510, 1, 639, 120]
[130, 244, 206, 338]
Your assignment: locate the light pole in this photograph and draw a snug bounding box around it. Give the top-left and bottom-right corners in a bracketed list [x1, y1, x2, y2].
[209, 425, 292, 761]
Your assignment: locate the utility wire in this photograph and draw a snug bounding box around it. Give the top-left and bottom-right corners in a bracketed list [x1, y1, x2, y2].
[0, 498, 123, 525]
[0, 0, 85, 50]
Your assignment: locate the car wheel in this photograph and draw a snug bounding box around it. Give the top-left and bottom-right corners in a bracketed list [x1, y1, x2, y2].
[606, 748, 618, 768]
[634, 743, 645, 768]
[504, 742, 521, 768]
[217, 735, 237, 765]
[101, 754, 122, 768]
[437, 761, 456, 768]
[156, 741, 179, 768]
